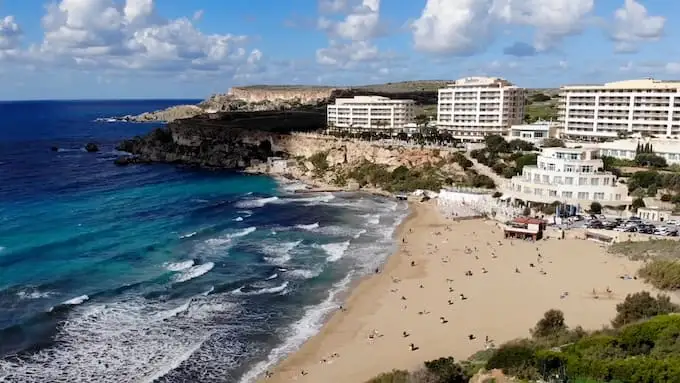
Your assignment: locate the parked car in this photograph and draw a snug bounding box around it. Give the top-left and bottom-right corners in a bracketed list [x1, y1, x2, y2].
[586, 220, 603, 229]
[637, 224, 655, 234]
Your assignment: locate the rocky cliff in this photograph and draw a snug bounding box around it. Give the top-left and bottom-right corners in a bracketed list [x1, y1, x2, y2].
[228, 86, 336, 104]
[115, 110, 325, 168]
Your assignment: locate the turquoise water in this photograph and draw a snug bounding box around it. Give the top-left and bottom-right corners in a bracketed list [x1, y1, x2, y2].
[0, 100, 407, 382]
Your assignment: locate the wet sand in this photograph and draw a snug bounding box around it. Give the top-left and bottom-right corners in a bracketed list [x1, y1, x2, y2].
[261, 202, 658, 382]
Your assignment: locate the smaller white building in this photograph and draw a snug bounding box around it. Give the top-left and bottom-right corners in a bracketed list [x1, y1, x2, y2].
[327, 95, 416, 131]
[506, 147, 631, 206]
[637, 207, 673, 222]
[597, 137, 680, 165]
[508, 121, 560, 146]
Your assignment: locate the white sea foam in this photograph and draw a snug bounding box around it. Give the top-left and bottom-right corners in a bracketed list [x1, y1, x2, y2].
[291, 194, 335, 205]
[16, 289, 52, 300]
[233, 216, 244, 222]
[317, 241, 350, 263]
[173, 262, 215, 283]
[265, 273, 278, 281]
[286, 268, 322, 280]
[164, 260, 195, 272]
[231, 281, 289, 296]
[238, 273, 353, 383]
[361, 214, 381, 225]
[234, 196, 279, 209]
[295, 222, 319, 230]
[179, 231, 197, 239]
[262, 240, 302, 266]
[204, 227, 256, 247]
[353, 229, 367, 239]
[0, 294, 243, 383]
[279, 181, 308, 193]
[0, 246, 5, 252]
[62, 295, 89, 306]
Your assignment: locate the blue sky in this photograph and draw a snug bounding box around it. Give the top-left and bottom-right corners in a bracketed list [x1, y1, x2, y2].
[0, 0, 677, 100]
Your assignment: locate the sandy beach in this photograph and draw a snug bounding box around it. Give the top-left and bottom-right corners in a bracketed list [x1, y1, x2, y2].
[261, 201, 660, 383]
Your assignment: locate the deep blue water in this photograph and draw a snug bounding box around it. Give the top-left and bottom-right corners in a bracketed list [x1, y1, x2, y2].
[0, 100, 407, 382]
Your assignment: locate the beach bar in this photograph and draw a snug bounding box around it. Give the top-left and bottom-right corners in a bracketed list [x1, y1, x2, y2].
[502, 217, 546, 240]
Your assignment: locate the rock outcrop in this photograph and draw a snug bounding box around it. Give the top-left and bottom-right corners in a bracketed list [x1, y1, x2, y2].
[115, 110, 325, 168]
[85, 143, 99, 152]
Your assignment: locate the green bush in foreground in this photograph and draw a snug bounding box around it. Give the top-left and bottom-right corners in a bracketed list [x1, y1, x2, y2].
[365, 369, 411, 383]
[611, 291, 679, 328]
[637, 259, 680, 290]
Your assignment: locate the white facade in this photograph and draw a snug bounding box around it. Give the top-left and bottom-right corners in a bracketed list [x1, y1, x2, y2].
[508, 121, 560, 146]
[436, 77, 526, 142]
[506, 147, 631, 206]
[327, 96, 416, 131]
[595, 137, 680, 165]
[559, 78, 680, 140]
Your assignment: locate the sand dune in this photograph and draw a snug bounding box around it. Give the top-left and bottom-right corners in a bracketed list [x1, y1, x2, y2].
[262, 202, 660, 383]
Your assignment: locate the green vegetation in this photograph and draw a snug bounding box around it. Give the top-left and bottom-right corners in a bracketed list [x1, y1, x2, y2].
[609, 239, 680, 261]
[590, 201, 603, 214]
[611, 292, 679, 327]
[365, 357, 470, 383]
[470, 135, 538, 179]
[309, 151, 329, 176]
[638, 260, 680, 290]
[524, 92, 558, 123]
[542, 138, 565, 148]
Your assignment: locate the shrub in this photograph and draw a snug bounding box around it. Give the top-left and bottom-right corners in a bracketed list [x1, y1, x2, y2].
[632, 197, 646, 212]
[522, 206, 531, 216]
[611, 291, 680, 328]
[492, 191, 503, 198]
[423, 357, 470, 383]
[635, 153, 668, 168]
[309, 151, 329, 173]
[502, 166, 517, 178]
[589, 202, 602, 214]
[365, 370, 411, 383]
[647, 185, 658, 197]
[514, 153, 538, 174]
[486, 340, 539, 380]
[638, 259, 680, 290]
[541, 138, 565, 148]
[531, 309, 568, 339]
[661, 193, 673, 202]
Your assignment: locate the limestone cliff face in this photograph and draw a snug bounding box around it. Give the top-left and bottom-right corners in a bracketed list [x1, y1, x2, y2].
[280, 134, 447, 168]
[228, 87, 336, 104]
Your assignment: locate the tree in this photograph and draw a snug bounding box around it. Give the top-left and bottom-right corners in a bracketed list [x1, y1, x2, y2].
[515, 153, 538, 174]
[423, 357, 470, 383]
[611, 292, 679, 328]
[531, 309, 567, 339]
[484, 134, 509, 153]
[590, 201, 602, 214]
[635, 153, 667, 168]
[632, 197, 646, 212]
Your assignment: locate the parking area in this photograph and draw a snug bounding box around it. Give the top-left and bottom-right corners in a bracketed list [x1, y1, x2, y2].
[581, 215, 679, 237]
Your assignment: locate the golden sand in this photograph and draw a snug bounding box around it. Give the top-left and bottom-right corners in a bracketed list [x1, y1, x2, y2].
[261, 202, 659, 383]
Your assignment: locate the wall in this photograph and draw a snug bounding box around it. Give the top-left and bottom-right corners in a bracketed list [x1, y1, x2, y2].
[228, 87, 336, 103]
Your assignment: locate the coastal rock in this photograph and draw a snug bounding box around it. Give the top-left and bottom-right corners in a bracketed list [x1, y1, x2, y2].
[85, 143, 99, 152]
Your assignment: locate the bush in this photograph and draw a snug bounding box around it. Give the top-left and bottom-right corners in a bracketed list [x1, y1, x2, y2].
[502, 166, 517, 178]
[661, 193, 672, 202]
[638, 259, 680, 290]
[647, 185, 658, 197]
[541, 138, 565, 148]
[309, 151, 329, 173]
[486, 340, 539, 380]
[589, 202, 602, 214]
[365, 370, 411, 383]
[423, 357, 470, 383]
[514, 153, 538, 174]
[635, 153, 668, 168]
[531, 309, 568, 339]
[611, 291, 680, 328]
[492, 191, 503, 198]
[632, 197, 646, 212]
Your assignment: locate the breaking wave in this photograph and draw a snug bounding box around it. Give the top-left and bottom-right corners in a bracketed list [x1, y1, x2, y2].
[317, 241, 351, 263]
[231, 281, 289, 296]
[234, 196, 279, 209]
[173, 262, 215, 283]
[164, 260, 195, 272]
[295, 222, 319, 230]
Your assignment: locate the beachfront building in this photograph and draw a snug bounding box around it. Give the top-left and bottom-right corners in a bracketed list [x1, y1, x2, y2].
[436, 77, 526, 142]
[559, 78, 680, 140]
[508, 120, 561, 146]
[505, 147, 631, 207]
[596, 137, 680, 165]
[326, 96, 416, 132]
[637, 207, 673, 222]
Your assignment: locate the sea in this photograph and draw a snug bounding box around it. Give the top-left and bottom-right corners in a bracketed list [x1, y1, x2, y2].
[0, 100, 408, 382]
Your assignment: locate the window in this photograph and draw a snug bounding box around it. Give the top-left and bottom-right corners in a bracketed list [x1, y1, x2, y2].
[542, 175, 550, 183]
[581, 165, 593, 173]
[603, 178, 610, 185]
[534, 174, 540, 182]
[594, 192, 605, 200]
[547, 163, 555, 171]
[562, 191, 573, 198]
[565, 177, 574, 185]
[534, 188, 543, 195]
[564, 165, 575, 172]
[578, 192, 589, 200]
[615, 194, 621, 200]
[591, 178, 599, 186]
[554, 176, 562, 184]
[579, 177, 588, 185]
[549, 190, 557, 197]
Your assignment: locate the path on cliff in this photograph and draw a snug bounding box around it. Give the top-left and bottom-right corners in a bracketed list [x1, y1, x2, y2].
[464, 153, 509, 190]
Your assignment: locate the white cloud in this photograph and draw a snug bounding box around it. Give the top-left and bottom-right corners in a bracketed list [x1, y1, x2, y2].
[192, 10, 204, 22]
[0, 15, 22, 50]
[412, 0, 496, 55]
[2, 0, 262, 79]
[412, 0, 594, 55]
[316, 40, 379, 68]
[318, 0, 381, 41]
[610, 0, 665, 53]
[319, 0, 353, 14]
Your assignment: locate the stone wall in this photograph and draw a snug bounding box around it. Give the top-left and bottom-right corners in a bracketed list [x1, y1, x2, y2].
[228, 87, 336, 103]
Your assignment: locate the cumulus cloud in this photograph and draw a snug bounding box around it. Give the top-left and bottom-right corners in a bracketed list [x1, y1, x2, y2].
[318, 0, 382, 41]
[412, 0, 594, 55]
[610, 0, 665, 53]
[0, 15, 22, 50]
[316, 40, 380, 68]
[2, 0, 262, 79]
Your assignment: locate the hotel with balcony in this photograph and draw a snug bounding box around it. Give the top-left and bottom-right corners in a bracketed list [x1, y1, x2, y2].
[436, 77, 526, 142]
[559, 78, 680, 140]
[326, 95, 416, 132]
[506, 147, 631, 207]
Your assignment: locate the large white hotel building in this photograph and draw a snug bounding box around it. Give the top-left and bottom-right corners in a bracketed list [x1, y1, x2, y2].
[436, 77, 526, 141]
[559, 78, 680, 140]
[326, 96, 416, 131]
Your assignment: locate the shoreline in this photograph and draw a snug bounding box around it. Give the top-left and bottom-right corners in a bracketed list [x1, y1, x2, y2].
[254, 201, 667, 383]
